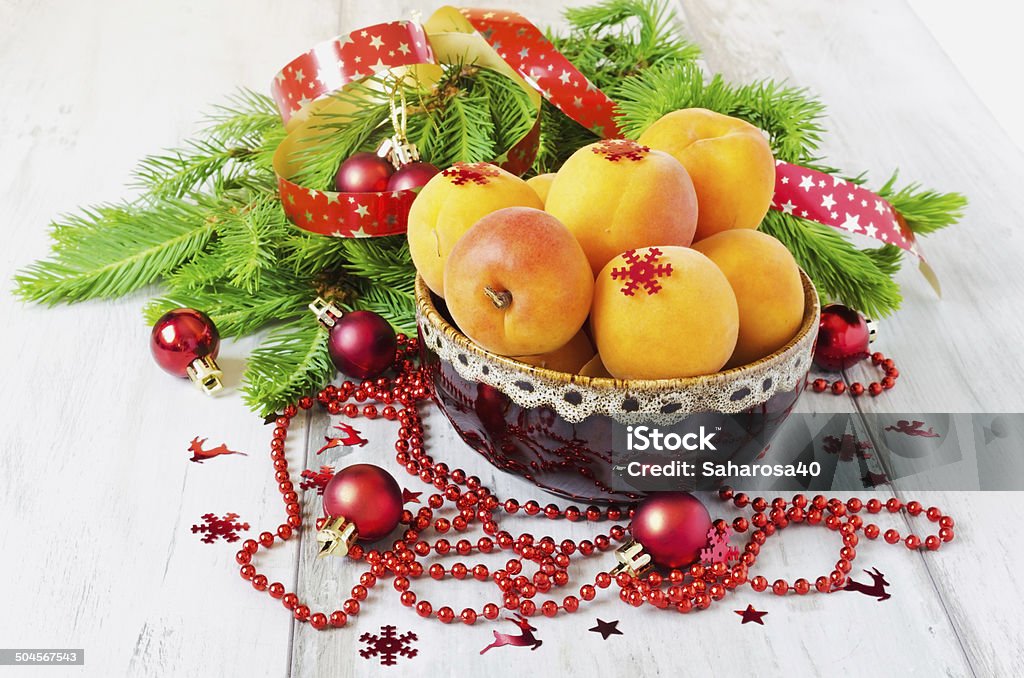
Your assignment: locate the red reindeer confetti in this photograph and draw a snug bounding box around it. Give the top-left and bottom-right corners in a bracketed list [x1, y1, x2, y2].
[610, 248, 673, 296]
[591, 138, 649, 162]
[187, 437, 247, 464]
[359, 625, 419, 665]
[191, 513, 250, 544]
[442, 162, 501, 186]
[316, 422, 368, 455]
[300, 466, 336, 494]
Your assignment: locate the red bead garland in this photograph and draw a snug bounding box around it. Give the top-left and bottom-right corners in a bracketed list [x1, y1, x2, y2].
[235, 335, 953, 630]
[811, 351, 899, 397]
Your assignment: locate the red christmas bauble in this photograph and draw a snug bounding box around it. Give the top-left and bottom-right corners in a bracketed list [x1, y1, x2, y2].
[334, 152, 394, 193]
[328, 310, 397, 379]
[631, 491, 712, 568]
[386, 161, 439, 192]
[322, 464, 403, 540]
[150, 308, 220, 377]
[813, 304, 873, 372]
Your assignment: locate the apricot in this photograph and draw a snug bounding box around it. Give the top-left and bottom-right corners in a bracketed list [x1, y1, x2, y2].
[691, 229, 804, 367]
[526, 173, 556, 206]
[444, 207, 594, 356]
[638, 108, 775, 240]
[513, 330, 595, 374]
[545, 139, 698, 274]
[591, 246, 738, 379]
[407, 162, 542, 295]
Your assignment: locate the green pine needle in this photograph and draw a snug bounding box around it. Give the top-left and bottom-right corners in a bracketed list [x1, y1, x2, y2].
[876, 171, 967, 235]
[14, 199, 218, 304]
[242, 316, 336, 416]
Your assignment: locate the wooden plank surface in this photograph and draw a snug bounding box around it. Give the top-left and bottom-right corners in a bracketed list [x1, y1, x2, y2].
[0, 0, 1020, 676]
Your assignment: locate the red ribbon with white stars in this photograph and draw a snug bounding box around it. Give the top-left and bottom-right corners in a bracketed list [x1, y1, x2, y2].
[772, 161, 921, 257]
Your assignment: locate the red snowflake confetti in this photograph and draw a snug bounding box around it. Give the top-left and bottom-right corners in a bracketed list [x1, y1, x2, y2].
[359, 625, 419, 666]
[823, 434, 873, 462]
[700, 525, 739, 565]
[300, 466, 335, 494]
[591, 138, 649, 162]
[191, 513, 250, 544]
[610, 248, 673, 297]
[442, 162, 501, 186]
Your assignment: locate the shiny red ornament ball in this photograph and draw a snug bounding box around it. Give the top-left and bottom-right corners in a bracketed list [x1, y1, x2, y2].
[813, 304, 873, 372]
[150, 308, 220, 377]
[328, 310, 397, 379]
[386, 161, 439, 192]
[334, 152, 394, 193]
[322, 464, 403, 540]
[630, 491, 712, 568]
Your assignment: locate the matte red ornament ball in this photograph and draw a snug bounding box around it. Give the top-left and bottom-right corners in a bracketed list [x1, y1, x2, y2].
[328, 311, 397, 380]
[322, 464, 403, 540]
[630, 491, 712, 568]
[150, 308, 220, 377]
[334, 152, 394, 193]
[386, 161, 439, 192]
[813, 304, 872, 372]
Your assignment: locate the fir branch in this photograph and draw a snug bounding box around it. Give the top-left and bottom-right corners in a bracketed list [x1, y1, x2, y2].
[14, 199, 218, 304]
[215, 195, 291, 292]
[242, 316, 336, 416]
[132, 138, 256, 200]
[143, 275, 312, 338]
[556, 0, 700, 89]
[761, 211, 902, 318]
[201, 89, 282, 142]
[351, 280, 417, 334]
[875, 171, 967, 235]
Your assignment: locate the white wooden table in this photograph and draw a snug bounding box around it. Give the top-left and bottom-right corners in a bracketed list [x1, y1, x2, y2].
[2, 1, 1022, 676]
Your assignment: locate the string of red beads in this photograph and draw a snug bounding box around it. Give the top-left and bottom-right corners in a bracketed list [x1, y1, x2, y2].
[612, 488, 954, 612]
[236, 333, 632, 629]
[812, 351, 899, 396]
[235, 334, 952, 629]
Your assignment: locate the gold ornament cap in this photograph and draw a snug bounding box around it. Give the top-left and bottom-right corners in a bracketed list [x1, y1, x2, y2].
[309, 297, 344, 329]
[317, 516, 358, 558]
[186, 355, 224, 395]
[610, 538, 653, 578]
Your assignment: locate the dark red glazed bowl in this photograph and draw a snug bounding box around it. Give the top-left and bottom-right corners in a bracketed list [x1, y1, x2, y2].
[417, 273, 820, 503]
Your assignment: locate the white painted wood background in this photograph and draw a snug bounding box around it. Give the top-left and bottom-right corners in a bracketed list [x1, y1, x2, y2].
[1, 0, 1021, 676]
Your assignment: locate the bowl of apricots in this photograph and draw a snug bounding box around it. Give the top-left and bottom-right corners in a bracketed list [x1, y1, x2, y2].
[409, 109, 820, 502]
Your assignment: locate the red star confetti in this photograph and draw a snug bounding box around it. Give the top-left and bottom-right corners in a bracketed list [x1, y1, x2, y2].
[588, 618, 622, 640]
[592, 138, 649, 162]
[359, 625, 419, 666]
[610, 248, 673, 297]
[442, 162, 501, 186]
[191, 513, 250, 544]
[402, 488, 422, 504]
[300, 466, 336, 494]
[736, 604, 768, 625]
